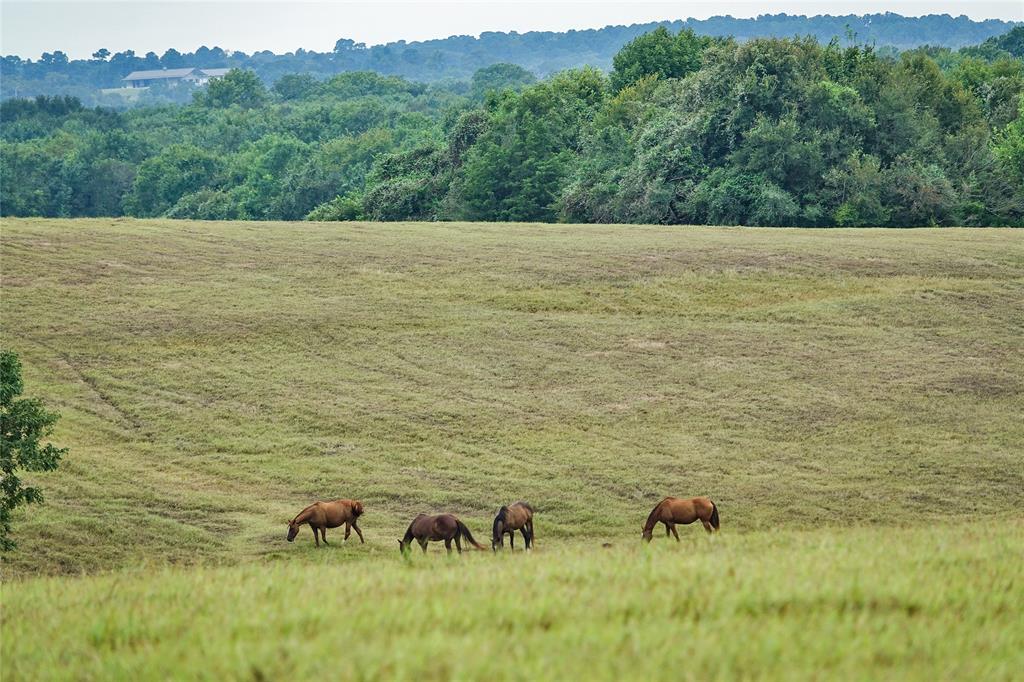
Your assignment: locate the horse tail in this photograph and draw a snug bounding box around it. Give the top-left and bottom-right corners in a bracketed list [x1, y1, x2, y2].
[351, 501, 364, 518]
[709, 501, 720, 530]
[457, 520, 486, 550]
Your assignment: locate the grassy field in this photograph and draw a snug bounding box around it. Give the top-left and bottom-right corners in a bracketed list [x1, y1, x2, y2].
[1, 218, 1023, 678]
[4, 523, 1023, 680]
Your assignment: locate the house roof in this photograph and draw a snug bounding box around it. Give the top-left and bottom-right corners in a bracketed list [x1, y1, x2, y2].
[123, 68, 196, 81]
[199, 68, 230, 77]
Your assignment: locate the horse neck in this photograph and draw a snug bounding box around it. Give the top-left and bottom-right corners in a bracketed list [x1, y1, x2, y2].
[292, 505, 316, 525]
[643, 501, 665, 533]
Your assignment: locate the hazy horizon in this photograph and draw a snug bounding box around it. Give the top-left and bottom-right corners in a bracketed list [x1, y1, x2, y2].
[2, 1, 1022, 61]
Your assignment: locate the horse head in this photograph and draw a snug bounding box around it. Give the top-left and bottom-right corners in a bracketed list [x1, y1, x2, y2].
[287, 520, 300, 542]
[492, 507, 507, 551]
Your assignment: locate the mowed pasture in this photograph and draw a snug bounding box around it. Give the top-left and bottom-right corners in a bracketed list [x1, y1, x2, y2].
[1, 219, 1023, 678]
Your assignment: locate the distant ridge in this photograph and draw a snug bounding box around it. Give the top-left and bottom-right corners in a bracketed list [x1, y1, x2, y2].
[1, 13, 1019, 102]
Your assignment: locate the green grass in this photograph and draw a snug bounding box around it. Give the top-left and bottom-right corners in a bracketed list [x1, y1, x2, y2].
[4, 523, 1023, 680]
[1, 218, 1022, 678]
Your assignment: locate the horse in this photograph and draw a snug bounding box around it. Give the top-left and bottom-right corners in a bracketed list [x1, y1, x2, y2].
[287, 499, 364, 547]
[398, 513, 485, 555]
[492, 501, 534, 551]
[641, 496, 719, 542]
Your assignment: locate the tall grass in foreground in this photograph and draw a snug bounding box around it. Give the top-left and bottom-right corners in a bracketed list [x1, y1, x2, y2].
[4, 522, 1022, 681]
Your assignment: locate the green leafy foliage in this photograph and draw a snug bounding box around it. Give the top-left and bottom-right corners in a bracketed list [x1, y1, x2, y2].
[610, 27, 712, 91]
[194, 69, 268, 108]
[470, 63, 536, 99]
[2, 29, 1023, 226]
[0, 351, 67, 552]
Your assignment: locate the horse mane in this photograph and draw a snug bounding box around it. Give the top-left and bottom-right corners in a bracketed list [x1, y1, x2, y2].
[291, 502, 319, 524]
[643, 498, 669, 531]
[516, 501, 534, 513]
[350, 500, 364, 517]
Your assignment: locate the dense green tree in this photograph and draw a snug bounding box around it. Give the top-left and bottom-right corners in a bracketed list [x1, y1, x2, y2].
[195, 69, 268, 108]
[125, 144, 222, 216]
[452, 68, 606, 221]
[3, 27, 1023, 227]
[980, 26, 1024, 59]
[305, 193, 363, 221]
[610, 27, 711, 91]
[470, 64, 536, 99]
[362, 144, 450, 220]
[0, 351, 67, 552]
[272, 74, 321, 101]
[993, 95, 1024, 185]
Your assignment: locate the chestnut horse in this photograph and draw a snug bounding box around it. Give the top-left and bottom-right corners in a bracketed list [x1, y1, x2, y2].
[287, 499, 364, 547]
[492, 502, 534, 551]
[641, 496, 719, 542]
[398, 513, 485, 555]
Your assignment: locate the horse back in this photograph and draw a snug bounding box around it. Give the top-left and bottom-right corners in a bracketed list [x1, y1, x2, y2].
[505, 503, 532, 529]
[410, 513, 456, 539]
[318, 499, 360, 527]
[430, 514, 459, 539]
[666, 496, 713, 523]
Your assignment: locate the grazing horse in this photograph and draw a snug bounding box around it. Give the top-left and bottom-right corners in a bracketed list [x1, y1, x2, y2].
[398, 513, 485, 555]
[287, 499, 364, 547]
[641, 496, 719, 542]
[492, 502, 534, 551]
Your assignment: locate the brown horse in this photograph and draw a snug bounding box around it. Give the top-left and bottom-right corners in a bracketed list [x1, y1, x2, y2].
[287, 499, 364, 547]
[492, 502, 534, 551]
[641, 496, 719, 542]
[398, 513, 485, 555]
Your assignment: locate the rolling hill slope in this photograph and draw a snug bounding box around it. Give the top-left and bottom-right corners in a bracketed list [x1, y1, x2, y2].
[1, 219, 1021, 579]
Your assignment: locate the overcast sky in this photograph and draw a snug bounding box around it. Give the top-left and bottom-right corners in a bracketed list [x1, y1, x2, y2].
[3, 0, 1022, 60]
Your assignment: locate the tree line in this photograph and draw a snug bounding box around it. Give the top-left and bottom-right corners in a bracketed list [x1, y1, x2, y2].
[2, 13, 1019, 106]
[2, 28, 1023, 227]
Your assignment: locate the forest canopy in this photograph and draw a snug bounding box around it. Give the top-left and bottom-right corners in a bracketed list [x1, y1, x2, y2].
[2, 27, 1023, 227]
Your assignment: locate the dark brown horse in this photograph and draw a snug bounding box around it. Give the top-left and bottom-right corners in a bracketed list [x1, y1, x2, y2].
[398, 513, 485, 555]
[492, 502, 534, 551]
[641, 496, 719, 542]
[287, 499, 364, 547]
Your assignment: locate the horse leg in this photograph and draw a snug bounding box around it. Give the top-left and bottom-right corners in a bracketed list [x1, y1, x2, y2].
[664, 522, 671, 537]
[521, 527, 530, 550]
[419, 538, 428, 553]
[509, 530, 514, 550]
[455, 535, 463, 554]
[353, 521, 365, 544]
[701, 520, 713, 534]
[321, 528, 329, 545]
[444, 538, 453, 555]
[313, 527, 321, 547]
[670, 524, 680, 542]
[344, 523, 351, 542]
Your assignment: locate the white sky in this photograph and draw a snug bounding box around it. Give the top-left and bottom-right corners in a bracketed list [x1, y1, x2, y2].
[2, 1, 1022, 60]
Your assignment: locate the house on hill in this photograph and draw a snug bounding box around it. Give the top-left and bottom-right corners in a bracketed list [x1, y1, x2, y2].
[122, 67, 231, 89]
